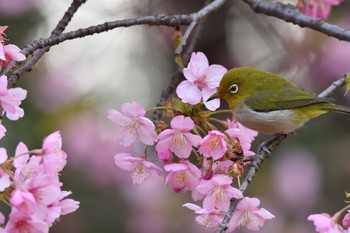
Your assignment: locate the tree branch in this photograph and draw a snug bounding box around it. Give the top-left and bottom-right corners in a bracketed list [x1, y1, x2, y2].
[242, 0, 350, 42]
[8, 0, 88, 88]
[214, 74, 347, 233]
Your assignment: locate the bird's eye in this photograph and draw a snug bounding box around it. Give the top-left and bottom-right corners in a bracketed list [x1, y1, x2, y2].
[229, 84, 238, 94]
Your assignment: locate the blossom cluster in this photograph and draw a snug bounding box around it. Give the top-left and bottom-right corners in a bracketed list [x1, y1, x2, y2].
[109, 52, 275, 232]
[296, 0, 343, 19]
[308, 192, 350, 233]
[0, 26, 27, 139]
[0, 131, 79, 232]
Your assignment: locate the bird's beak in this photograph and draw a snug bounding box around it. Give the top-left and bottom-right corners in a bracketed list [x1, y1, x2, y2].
[206, 92, 219, 102]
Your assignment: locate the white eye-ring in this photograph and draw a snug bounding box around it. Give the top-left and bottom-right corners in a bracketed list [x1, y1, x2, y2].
[229, 84, 238, 94]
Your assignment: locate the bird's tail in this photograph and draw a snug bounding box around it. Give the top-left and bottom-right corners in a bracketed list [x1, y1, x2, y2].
[324, 104, 350, 115]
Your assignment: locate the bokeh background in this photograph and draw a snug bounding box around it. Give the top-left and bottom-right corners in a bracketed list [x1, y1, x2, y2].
[0, 0, 350, 232]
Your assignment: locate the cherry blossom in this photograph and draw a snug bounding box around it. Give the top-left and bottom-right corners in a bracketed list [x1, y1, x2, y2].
[229, 197, 275, 231]
[183, 203, 224, 229]
[156, 115, 201, 159]
[114, 152, 163, 184]
[164, 160, 201, 193]
[108, 102, 158, 147]
[176, 52, 227, 110]
[41, 131, 67, 174]
[308, 213, 344, 233]
[5, 209, 49, 233]
[198, 130, 227, 160]
[0, 44, 26, 70]
[0, 75, 27, 121]
[196, 174, 243, 211]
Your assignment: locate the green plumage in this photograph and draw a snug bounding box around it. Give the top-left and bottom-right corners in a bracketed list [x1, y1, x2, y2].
[210, 66, 350, 133]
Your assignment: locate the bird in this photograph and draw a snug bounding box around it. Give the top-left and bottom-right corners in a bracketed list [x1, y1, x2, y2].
[207, 66, 350, 134]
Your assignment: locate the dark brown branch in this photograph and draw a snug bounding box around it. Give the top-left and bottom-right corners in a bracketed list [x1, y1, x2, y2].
[242, 0, 350, 42]
[214, 74, 347, 233]
[8, 0, 88, 88]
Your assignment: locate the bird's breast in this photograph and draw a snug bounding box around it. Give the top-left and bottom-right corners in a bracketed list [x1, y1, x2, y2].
[233, 102, 306, 134]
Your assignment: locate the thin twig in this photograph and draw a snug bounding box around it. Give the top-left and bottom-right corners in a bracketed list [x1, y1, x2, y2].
[214, 74, 347, 233]
[242, 0, 350, 42]
[175, 0, 227, 56]
[7, 0, 88, 88]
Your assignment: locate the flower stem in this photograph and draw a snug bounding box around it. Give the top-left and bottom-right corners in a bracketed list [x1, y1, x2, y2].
[146, 106, 172, 114]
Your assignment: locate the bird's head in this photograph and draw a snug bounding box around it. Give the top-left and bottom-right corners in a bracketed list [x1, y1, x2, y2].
[207, 67, 257, 109]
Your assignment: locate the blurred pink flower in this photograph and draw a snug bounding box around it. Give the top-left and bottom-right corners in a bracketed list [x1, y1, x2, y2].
[0, 148, 10, 191]
[297, 0, 343, 19]
[0, 0, 37, 16]
[198, 130, 227, 160]
[272, 149, 322, 212]
[183, 203, 224, 229]
[114, 152, 163, 185]
[156, 115, 201, 159]
[343, 210, 350, 229]
[308, 213, 343, 233]
[176, 52, 227, 111]
[196, 174, 243, 211]
[164, 160, 201, 193]
[229, 197, 274, 231]
[108, 102, 157, 147]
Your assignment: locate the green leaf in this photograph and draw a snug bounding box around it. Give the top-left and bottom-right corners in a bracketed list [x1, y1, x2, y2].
[344, 73, 350, 96]
[175, 55, 183, 68]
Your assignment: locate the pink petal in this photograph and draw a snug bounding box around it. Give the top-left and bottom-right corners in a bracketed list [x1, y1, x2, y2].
[60, 198, 80, 215]
[255, 208, 275, 219]
[9, 87, 27, 101]
[4, 44, 26, 61]
[114, 153, 138, 171]
[164, 163, 187, 172]
[196, 180, 214, 195]
[0, 75, 8, 94]
[202, 87, 220, 111]
[120, 102, 145, 118]
[0, 148, 7, 164]
[156, 135, 173, 153]
[236, 197, 260, 210]
[183, 132, 202, 147]
[157, 129, 176, 140]
[137, 117, 157, 145]
[187, 52, 209, 75]
[170, 115, 194, 131]
[171, 141, 193, 159]
[183, 203, 205, 213]
[205, 65, 227, 89]
[176, 80, 202, 105]
[107, 109, 132, 126]
[183, 68, 198, 83]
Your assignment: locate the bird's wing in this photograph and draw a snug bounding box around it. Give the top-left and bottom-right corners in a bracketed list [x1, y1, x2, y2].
[245, 87, 332, 112]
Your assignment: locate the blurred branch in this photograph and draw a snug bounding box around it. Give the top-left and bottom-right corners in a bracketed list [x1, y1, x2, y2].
[242, 0, 350, 42]
[175, 0, 227, 56]
[214, 74, 347, 233]
[8, 0, 88, 88]
[9, 0, 226, 88]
